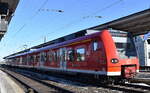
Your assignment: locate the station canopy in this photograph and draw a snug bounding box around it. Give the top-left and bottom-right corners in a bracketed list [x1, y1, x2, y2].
[0, 0, 19, 40]
[0, 0, 19, 23]
[87, 9, 150, 36]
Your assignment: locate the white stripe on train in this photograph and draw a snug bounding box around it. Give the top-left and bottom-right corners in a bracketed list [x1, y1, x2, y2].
[15, 65, 122, 76]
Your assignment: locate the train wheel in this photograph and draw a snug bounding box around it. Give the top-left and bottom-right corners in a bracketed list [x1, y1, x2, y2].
[115, 79, 126, 84]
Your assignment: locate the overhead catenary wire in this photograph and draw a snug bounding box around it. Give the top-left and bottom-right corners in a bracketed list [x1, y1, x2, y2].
[1, 0, 49, 53]
[13, 0, 49, 37]
[16, 0, 123, 40]
[49, 0, 124, 34]
[40, 0, 124, 41]
[13, 0, 64, 37]
[38, 9, 64, 13]
[9, 2, 65, 51]
[91, 0, 123, 15]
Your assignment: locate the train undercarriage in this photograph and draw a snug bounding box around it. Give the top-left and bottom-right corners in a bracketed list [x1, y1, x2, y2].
[1, 64, 136, 85]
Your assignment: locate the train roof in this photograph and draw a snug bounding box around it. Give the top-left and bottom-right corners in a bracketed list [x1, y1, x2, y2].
[5, 31, 102, 59]
[31, 29, 127, 49]
[4, 29, 129, 59]
[5, 29, 129, 59]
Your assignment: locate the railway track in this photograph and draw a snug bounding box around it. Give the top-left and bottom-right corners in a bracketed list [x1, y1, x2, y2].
[2, 67, 150, 93]
[18, 69, 150, 93]
[102, 83, 150, 93]
[4, 68, 114, 93]
[0, 68, 73, 93]
[0, 68, 37, 93]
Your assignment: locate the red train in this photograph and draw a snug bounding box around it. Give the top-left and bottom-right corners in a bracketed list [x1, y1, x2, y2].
[4, 29, 139, 83]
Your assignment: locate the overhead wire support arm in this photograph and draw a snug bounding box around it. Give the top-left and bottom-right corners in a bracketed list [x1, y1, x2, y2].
[38, 9, 64, 13]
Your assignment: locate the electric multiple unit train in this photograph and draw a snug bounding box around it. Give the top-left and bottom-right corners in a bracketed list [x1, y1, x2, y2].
[4, 29, 139, 83]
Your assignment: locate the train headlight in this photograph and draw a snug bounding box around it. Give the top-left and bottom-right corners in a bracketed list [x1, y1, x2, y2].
[111, 58, 119, 63]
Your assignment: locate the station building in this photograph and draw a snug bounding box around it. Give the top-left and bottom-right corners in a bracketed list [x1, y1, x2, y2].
[134, 32, 150, 66]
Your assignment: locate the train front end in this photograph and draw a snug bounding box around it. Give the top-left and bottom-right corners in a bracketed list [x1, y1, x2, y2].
[101, 30, 139, 79]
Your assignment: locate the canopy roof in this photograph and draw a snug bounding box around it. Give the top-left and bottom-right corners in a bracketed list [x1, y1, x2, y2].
[0, 0, 19, 23]
[0, 0, 20, 40]
[87, 9, 150, 36]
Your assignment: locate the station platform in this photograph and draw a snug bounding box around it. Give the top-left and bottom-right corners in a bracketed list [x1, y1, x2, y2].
[0, 70, 24, 93]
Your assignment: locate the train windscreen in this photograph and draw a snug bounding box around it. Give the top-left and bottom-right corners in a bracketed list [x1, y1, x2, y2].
[111, 31, 137, 59]
[147, 39, 150, 44]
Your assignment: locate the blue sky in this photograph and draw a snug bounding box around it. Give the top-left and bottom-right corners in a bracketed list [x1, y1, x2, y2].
[0, 0, 150, 60]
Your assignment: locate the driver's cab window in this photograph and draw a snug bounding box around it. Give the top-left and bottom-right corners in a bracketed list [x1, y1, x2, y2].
[147, 39, 150, 44]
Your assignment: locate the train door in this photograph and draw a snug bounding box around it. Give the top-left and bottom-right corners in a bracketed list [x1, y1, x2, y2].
[88, 40, 104, 70]
[60, 48, 67, 70]
[20, 57, 22, 65]
[40, 52, 45, 67]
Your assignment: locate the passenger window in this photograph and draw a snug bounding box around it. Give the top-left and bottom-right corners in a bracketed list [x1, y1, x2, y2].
[60, 49, 66, 62]
[23, 56, 27, 63]
[22, 57, 25, 63]
[45, 52, 48, 62]
[57, 50, 60, 62]
[33, 55, 36, 62]
[30, 55, 34, 62]
[27, 56, 30, 62]
[53, 51, 57, 62]
[76, 48, 85, 61]
[49, 51, 53, 62]
[68, 50, 75, 62]
[40, 53, 45, 62]
[93, 41, 98, 51]
[36, 54, 40, 62]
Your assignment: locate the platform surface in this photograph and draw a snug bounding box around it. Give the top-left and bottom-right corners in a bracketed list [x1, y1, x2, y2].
[0, 70, 24, 93]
